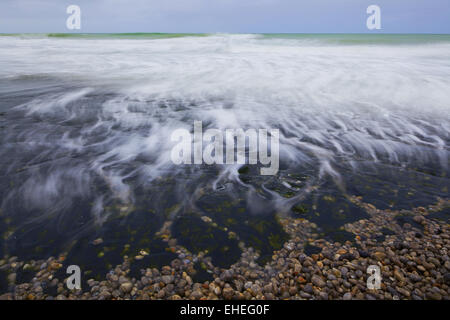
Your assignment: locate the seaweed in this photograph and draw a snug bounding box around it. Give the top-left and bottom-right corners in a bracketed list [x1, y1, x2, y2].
[196, 194, 289, 265]
[172, 214, 241, 268]
[55, 209, 170, 287]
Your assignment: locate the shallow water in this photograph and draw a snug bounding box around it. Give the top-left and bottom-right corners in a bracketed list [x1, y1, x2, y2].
[0, 34, 449, 280]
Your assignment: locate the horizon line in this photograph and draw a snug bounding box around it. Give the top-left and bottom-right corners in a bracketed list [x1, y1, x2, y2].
[1, 32, 450, 35]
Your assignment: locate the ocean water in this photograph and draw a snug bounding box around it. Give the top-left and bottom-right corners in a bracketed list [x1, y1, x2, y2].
[0, 34, 449, 278]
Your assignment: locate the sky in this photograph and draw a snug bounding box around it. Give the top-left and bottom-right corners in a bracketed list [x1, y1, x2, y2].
[0, 0, 449, 34]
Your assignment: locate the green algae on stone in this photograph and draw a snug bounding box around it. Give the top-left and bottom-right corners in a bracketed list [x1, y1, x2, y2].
[196, 194, 289, 265]
[292, 204, 308, 215]
[293, 193, 369, 234]
[172, 214, 241, 268]
[53, 209, 174, 285]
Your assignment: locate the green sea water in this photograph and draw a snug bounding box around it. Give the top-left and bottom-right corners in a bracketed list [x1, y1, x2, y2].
[1, 33, 450, 45]
[259, 33, 450, 44]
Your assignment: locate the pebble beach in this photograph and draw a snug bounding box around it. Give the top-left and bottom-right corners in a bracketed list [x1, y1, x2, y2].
[1, 197, 448, 300]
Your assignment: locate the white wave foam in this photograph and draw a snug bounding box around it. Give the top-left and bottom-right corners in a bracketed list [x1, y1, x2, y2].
[1, 34, 449, 222]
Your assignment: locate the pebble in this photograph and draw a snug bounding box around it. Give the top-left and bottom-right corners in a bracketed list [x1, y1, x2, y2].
[92, 238, 103, 246]
[222, 287, 234, 300]
[120, 282, 133, 294]
[373, 252, 386, 261]
[394, 269, 406, 282]
[161, 275, 174, 284]
[311, 275, 325, 287]
[303, 284, 313, 293]
[343, 292, 352, 300]
[7, 273, 16, 284]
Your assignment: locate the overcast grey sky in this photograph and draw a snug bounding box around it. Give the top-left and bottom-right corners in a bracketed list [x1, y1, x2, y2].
[0, 0, 449, 33]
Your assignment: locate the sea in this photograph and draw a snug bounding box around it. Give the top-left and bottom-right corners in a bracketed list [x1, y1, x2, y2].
[0, 33, 449, 284]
